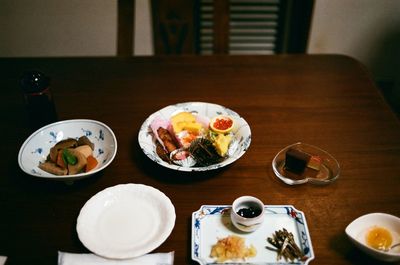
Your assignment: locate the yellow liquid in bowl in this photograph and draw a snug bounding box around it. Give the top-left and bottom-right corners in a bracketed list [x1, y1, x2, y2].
[366, 226, 393, 250]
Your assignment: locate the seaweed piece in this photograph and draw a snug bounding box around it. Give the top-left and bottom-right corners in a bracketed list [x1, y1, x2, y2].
[189, 138, 222, 166]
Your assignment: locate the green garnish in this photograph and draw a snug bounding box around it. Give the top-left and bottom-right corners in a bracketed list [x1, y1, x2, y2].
[208, 130, 218, 141]
[62, 149, 77, 165]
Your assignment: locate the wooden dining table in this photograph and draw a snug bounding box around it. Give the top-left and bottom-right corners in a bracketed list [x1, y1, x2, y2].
[0, 55, 399, 265]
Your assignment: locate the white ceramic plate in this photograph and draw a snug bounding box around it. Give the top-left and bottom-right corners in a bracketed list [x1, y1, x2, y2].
[192, 205, 314, 264]
[345, 213, 400, 262]
[138, 102, 251, 171]
[18, 119, 117, 181]
[76, 183, 176, 259]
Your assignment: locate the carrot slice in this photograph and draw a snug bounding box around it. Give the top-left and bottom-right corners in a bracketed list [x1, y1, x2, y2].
[85, 155, 98, 172]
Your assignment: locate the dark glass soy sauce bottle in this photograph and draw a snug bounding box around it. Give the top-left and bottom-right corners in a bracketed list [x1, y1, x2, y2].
[20, 70, 58, 131]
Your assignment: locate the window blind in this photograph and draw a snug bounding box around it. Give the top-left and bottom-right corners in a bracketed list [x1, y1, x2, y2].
[199, 0, 282, 54]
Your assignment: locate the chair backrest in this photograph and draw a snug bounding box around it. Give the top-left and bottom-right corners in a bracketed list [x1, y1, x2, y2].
[117, 0, 135, 56]
[151, 0, 314, 55]
[151, 0, 197, 54]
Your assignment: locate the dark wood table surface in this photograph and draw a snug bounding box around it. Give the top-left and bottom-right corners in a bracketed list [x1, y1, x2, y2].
[0, 55, 399, 265]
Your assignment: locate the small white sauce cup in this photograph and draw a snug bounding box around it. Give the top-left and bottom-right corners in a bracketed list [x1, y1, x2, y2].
[230, 196, 265, 232]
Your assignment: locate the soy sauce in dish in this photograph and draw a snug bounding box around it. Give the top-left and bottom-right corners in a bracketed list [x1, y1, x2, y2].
[237, 207, 262, 218]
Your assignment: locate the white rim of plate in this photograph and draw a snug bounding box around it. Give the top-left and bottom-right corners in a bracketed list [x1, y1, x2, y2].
[76, 183, 176, 259]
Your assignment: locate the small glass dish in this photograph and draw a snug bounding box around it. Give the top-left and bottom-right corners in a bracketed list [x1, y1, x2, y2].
[272, 142, 340, 185]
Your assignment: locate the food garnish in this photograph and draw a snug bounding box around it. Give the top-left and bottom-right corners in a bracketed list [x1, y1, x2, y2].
[210, 235, 257, 262]
[366, 226, 393, 251]
[210, 131, 232, 157]
[210, 115, 234, 134]
[38, 136, 98, 175]
[267, 228, 306, 262]
[150, 112, 235, 167]
[157, 127, 178, 153]
[170, 112, 204, 148]
[189, 138, 222, 166]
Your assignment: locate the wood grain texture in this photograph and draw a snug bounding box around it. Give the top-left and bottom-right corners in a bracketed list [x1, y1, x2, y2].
[0, 55, 399, 265]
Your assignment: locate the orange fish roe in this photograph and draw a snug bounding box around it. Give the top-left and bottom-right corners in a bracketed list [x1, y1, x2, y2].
[213, 118, 233, 130]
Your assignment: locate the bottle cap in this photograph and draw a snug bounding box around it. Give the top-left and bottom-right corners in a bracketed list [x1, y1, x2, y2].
[20, 70, 50, 94]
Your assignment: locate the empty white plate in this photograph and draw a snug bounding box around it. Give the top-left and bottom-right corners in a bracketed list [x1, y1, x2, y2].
[76, 183, 176, 259]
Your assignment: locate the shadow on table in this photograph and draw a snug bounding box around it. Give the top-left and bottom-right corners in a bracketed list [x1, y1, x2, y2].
[186, 216, 198, 265]
[329, 232, 392, 265]
[368, 27, 400, 118]
[7, 158, 106, 194]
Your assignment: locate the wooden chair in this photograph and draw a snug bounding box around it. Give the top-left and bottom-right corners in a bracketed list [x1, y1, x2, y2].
[151, 0, 197, 54]
[151, 0, 314, 55]
[117, 0, 135, 56]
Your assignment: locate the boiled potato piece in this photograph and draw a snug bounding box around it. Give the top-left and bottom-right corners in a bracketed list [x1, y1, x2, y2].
[74, 145, 93, 158]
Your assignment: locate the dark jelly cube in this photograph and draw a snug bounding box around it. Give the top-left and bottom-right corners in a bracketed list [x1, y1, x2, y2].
[285, 148, 311, 174]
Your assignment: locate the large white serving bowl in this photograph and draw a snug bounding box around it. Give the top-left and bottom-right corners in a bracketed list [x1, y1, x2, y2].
[18, 119, 117, 181]
[345, 213, 400, 262]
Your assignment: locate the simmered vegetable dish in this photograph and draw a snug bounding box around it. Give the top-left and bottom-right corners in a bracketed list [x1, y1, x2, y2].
[39, 136, 98, 175]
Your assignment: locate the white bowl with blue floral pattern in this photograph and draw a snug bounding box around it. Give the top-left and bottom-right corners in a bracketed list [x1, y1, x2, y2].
[138, 102, 251, 171]
[18, 119, 117, 181]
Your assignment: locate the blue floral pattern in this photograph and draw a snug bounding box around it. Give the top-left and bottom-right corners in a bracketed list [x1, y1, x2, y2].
[31, 148, 43, 155]
[49, 131, 58, 143]
[81, 128, 92, 137]
[99, 129, 104, 140]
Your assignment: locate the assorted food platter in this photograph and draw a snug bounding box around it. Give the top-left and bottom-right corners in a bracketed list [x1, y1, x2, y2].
[192, 205, 314, 264]
[138, 102, 251, 171]
[76, 184, 176, 259]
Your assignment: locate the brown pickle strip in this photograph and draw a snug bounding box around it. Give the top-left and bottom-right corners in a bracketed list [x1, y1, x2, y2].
[267, 228, 305, 262]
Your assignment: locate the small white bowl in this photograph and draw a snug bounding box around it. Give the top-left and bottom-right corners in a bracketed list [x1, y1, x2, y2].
[18, 119, 117, 182]
[230, 196, 265, 232]
[345, 213, 400, 262]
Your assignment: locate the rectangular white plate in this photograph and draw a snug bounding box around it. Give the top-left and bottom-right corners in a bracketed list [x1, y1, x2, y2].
[192, 205, 314, 264]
